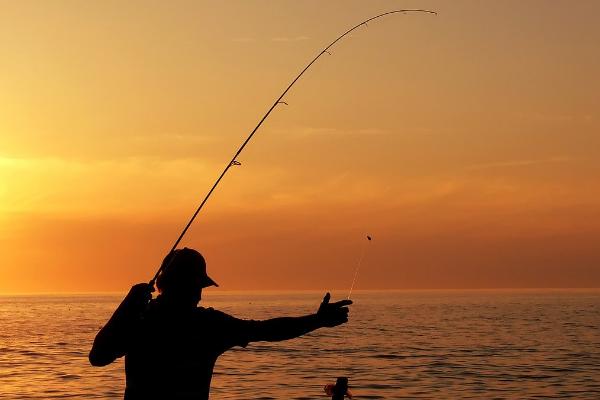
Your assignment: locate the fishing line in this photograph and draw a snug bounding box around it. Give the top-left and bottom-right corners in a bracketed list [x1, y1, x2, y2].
[332, 234, 371, 392]
[347, 235, 372, 300]
[149, 9, 437, 286]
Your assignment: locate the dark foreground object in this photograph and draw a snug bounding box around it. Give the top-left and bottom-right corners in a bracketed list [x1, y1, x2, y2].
[332, 377, 349, 400]
[89, 248, 352, 399]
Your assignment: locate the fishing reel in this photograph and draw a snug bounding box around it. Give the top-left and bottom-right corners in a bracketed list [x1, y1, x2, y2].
[324, 377, 353, 399]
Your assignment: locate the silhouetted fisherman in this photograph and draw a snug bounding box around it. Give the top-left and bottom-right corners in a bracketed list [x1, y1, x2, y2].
[89, 247, 352, 399]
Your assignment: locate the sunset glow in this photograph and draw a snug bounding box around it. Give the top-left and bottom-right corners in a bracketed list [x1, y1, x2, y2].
[1, 1, 599, 292]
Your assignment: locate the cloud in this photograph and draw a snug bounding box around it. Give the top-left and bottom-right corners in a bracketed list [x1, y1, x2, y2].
[231, 36, 310, 43]
[465, 156, 572, 171]
[271, 35, 310, 42]
[276, 126, 389, 137]
[231, 37, 256, 43]
[0, 155, 216, 215]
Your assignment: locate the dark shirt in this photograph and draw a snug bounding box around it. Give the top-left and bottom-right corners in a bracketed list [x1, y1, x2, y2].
[124, 298, 253, 400]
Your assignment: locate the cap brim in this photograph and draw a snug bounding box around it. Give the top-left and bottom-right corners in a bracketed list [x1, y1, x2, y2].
[202, 275, 219, 288]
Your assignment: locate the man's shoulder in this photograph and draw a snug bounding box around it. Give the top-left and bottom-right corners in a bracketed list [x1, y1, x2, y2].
[194, 307, 237, 322]
[195, 306, 223, 315]
[194, 307, 254, 349]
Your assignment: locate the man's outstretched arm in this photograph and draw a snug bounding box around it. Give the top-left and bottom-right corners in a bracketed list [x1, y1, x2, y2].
[89, 283, 152, 366]
[248, 293, 352, 342]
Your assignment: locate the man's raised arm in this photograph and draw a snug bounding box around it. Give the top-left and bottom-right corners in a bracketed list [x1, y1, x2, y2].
[89, 283, 152, 366]
[248, 293, 352, 342]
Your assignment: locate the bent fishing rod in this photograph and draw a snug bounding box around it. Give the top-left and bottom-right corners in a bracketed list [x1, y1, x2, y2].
[149, 9, 436, 286]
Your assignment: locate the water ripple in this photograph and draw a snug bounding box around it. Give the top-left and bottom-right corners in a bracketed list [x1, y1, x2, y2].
[0, 290, 599, 398]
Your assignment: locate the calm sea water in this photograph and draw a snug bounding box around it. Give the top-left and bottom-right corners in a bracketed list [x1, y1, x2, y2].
[1, 290, 599, 399]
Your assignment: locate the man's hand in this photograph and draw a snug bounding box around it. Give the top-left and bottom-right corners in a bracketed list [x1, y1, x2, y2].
[108, 283, 153, 323]
[120, 283, 153, 317]
[316, 293, 352, 328]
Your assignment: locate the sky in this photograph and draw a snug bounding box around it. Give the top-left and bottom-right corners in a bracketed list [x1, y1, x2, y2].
[0, 0, 599, 293]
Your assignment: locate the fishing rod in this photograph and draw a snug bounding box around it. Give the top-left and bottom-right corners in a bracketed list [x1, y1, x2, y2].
[150, 9, 437, 286]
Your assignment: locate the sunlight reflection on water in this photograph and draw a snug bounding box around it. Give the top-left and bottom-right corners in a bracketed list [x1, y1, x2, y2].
[1, 290, 599, 399]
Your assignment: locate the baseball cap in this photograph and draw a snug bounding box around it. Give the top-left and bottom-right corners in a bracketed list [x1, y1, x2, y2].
[156, 247, 218, 291]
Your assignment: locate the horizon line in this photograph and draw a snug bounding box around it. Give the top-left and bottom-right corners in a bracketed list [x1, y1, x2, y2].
[1, 287, 599, 296]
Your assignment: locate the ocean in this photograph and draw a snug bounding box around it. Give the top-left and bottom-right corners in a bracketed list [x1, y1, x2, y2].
[1, 290, 599, 399]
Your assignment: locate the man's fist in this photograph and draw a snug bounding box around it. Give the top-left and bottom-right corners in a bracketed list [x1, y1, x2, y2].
[316, 292, 352, 328]
[118, 283, 153, 317]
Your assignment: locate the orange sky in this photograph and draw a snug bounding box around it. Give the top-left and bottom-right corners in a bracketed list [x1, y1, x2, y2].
[1, 0, 599, 293]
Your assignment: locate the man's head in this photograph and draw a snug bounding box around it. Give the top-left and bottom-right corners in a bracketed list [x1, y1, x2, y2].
[156, 248, 218, 305]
